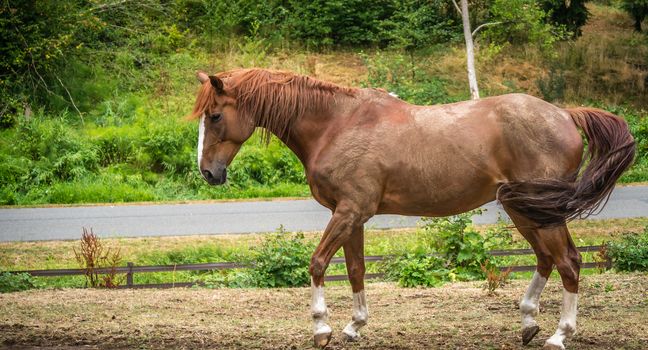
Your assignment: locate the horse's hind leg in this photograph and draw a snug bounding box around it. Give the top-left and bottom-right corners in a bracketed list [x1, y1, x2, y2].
[506, 208, 581, 350]
[540, 224, 581, 350]
[506, 208, 554, 345]
[342, 226, 368, 341]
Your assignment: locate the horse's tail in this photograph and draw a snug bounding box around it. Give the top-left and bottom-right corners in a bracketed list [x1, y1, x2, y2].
[498, 107, 636, 226]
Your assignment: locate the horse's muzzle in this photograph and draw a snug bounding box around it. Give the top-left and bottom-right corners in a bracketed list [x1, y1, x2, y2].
[201, 165, 227, 186]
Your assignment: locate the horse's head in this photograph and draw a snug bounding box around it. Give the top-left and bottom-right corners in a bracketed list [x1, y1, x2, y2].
[193, 71, 255, 185]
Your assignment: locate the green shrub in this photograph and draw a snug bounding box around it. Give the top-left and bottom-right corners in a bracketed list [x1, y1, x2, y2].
[483, 0, 566, 52]
[0, 272, 40, 293]
[607, 227, 648, 271]
[232, 226, 315, 288]
[541, 0, 591, 38]
[383, 253, 452, 287]
[383, 211, 513, 287]
[621, 0, 648, 32]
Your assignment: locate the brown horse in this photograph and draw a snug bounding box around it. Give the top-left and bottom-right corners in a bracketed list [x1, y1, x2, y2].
[190, 68, 635, 349]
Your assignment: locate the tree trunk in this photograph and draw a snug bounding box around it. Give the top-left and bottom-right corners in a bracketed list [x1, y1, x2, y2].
[634, 16, 643, 32]
[460, 0, 480, 100]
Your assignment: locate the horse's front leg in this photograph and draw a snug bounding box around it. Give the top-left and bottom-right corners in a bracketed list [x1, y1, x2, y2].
[342, 226, 367, 341]
[310, 204, 367, 348]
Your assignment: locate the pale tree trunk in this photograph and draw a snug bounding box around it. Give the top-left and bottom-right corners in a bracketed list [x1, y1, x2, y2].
[458, 0, 480, 100]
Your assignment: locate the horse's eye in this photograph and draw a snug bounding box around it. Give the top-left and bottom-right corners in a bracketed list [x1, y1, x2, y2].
[210, 113, 223, 122]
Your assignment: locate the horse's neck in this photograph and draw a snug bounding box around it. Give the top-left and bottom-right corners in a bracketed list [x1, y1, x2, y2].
[275, 93, 357, 170]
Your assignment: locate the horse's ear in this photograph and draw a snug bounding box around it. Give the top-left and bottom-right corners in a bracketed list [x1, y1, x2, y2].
[209, 75, 224, 94]
[196, 71, 209, 84]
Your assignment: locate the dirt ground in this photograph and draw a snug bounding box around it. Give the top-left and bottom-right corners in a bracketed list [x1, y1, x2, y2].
[1, 273, 647, 350]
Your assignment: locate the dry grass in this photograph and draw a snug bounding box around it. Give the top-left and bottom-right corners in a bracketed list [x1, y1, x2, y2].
[1, 273, 646, 349]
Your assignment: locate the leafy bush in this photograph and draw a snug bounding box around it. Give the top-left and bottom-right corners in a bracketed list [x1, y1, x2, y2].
[203, 226, 315, 288]
[483, 0, 566, 52]
[383, 253, 452, 287]
[383, 211, 513, 287]
[621, 0, 648, 32]
[607, 227, 648, 271]
[243, 227, 315, 288]
[0, 272, 40, 293]
[379, 0, 460, 51]
[541, 0, 591, 38]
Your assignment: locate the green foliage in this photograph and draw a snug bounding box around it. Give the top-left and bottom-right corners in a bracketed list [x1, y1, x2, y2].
[607, 227, 648, 271]
[202, 226, 315, 288]
[380, 0, 460, 51]
[622, 0, 648, 32]
[281, 0, 390, 47]
[0, 1, 101, 117]
[0, 272, 41, 293]
[482, 0, 567, 53]
[0, 1, 647, 207]
[383, 253, 452, 287]
[0, 104, 308, 204]
[192, 0, 460, 49]
[363, 52, 460, 105]
[384, 211, 514, 287]
[541, 0, 591, 38]
[243, 226, 316, 288]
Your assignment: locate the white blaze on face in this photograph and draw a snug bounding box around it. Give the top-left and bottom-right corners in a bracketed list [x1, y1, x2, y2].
[545, 290, 578, 349]
[311, 279, 331, 335]
[342, 290, 368, 340]
[197, 114, 206, 171]
[519, 271, 548, 329]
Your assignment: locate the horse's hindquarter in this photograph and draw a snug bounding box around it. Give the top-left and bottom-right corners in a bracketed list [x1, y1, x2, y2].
[379, 94, 583, 216]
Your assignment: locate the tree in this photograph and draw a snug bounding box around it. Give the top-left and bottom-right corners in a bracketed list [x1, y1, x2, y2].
[452, 0, 480, 100]
[622, 0, 648, 32]
[541, 0, 590, 38]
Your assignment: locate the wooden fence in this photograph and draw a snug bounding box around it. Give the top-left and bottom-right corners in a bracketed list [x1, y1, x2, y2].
[10, 245, 609, 289]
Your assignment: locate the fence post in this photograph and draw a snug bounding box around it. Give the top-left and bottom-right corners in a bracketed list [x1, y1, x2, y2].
[605, 255, 612, 270]
[127, 262, 134, 287]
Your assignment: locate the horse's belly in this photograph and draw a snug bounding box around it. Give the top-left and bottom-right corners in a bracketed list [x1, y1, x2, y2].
[376, 168, 499, 217]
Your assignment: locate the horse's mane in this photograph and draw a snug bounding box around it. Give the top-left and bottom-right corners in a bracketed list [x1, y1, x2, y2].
[190, 68, 358, 142]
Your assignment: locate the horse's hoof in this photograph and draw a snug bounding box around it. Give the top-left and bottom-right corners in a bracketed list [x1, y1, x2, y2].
[542, 343, 565, 350]
[522, 325, 540, 345]
[313, 332, 332, 348]
[342, 330, 361, 342]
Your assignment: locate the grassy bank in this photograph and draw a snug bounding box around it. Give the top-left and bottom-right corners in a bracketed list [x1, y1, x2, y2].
[0, 3, 647, 206]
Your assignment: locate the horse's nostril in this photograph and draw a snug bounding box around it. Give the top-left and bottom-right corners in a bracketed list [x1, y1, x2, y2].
[202, 170, 214, 180]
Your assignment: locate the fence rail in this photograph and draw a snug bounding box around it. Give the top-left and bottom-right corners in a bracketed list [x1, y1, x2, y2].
[9, 245, 609, 289]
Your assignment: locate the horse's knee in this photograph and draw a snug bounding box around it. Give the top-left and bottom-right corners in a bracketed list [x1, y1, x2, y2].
[310, 256, 328, 278]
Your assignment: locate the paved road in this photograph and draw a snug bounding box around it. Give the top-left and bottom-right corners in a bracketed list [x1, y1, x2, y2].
[1, 186, 646, 242]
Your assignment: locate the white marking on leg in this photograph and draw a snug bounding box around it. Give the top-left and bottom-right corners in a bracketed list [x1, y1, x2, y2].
[545, 290, 578, 350]
[311, 279, 331, 336]
[342, 290, 368, 341]
[197, 114, 206, 171]
[519, 271, 548, 329]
